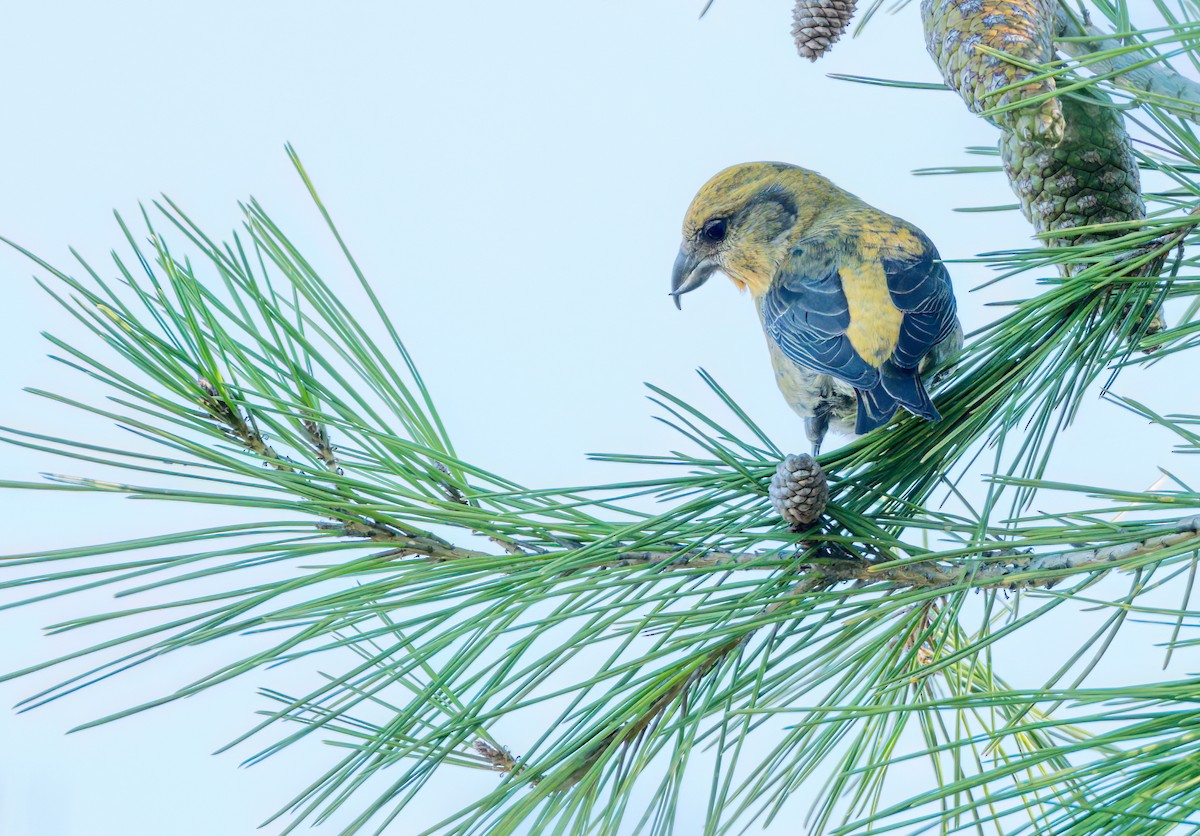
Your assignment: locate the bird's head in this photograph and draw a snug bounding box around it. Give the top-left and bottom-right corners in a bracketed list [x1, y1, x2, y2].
[671, 162, 840, 308]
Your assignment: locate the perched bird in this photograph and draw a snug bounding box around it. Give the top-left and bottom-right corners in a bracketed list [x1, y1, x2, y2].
[671, 162, 962, 454]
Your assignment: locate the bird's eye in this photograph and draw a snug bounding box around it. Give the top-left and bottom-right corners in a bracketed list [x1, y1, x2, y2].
[702, 219, 727, 243]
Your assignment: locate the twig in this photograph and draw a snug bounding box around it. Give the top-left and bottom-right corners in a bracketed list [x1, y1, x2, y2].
[301, 418, 341, 474]
[324, 515, 1200, 593]
[555, 575, 826, 788]
[196, 382, 1199, 595]
[1056, 6, 1200, 119]
[810, 514, 1200, 590]
[195, 380, 464, 551]
[321, 519, 450, 550]
[196, 378, 293, 471]
[434, 462, 531, 556]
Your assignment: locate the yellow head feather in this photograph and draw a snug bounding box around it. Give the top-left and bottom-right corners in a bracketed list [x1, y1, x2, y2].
[678, 162, 861, 297]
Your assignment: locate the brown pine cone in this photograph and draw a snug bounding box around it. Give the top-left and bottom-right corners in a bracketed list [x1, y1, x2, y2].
[793, 0, 859, 61]
[769, 454, 829, 530]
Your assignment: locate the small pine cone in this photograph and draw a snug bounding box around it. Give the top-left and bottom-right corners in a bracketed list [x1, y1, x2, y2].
[922, 0, 1064, 144]
[769, 454, 829, 530]
[793, 0, 859, 61]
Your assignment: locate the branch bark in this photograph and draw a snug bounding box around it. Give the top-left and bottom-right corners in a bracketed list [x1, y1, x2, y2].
[328, 514, 1200, 592]
[813, 513, 1200, 590]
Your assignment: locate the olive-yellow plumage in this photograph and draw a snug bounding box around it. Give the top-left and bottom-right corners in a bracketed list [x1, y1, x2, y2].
[671, 162, 962, 454]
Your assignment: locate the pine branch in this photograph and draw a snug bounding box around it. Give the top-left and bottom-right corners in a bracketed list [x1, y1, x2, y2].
[550, 574, 827, 788]
[434, 461, 532, 556]
[812, 514, 1200, 590]
[196, 376, 294, 472]
[1056, 5, 1200, 118]
[318, 514, 1200, 593]
[2, 94, 1197, 830]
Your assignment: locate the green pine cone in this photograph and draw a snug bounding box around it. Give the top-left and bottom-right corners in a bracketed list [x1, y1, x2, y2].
[999, 94, 1144, 251]
[922, 0, 1063, 144]
[1001, 93, 1165, 339]
[922, 0, 1163, 341]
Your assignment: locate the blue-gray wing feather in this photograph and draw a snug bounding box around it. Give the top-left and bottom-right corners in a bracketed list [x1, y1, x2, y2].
[760, 239, 879, 388]
[760, 226, 957, 433]
[882, 233, 958, 371]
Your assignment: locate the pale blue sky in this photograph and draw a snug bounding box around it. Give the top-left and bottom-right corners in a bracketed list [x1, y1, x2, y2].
[0, 2, 1193, 834]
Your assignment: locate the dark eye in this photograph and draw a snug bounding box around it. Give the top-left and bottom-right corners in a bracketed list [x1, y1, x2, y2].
[702, 218, 727, 243]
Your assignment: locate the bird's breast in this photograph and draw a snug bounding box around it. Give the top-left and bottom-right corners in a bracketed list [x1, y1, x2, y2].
[761, 333, 857, 433]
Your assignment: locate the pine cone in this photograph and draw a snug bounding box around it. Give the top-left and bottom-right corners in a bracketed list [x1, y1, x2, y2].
[924, 0, 1165, 343]
[793, 0, 859, 61]
[1000, 92, 1165, 338]
[769, 454, 829, 530]
[922, 0, 1064, 144]
[1000, 93, 1143, 251]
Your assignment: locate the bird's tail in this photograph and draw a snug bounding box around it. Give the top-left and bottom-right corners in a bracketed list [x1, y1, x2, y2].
[854, 364, 942, 434]
[853, 386, 898, 434]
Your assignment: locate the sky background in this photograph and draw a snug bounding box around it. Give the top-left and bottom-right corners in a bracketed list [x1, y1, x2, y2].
[0, 1, 1194, 834]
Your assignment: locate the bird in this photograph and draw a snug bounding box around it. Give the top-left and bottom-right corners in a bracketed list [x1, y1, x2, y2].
[671, 162, 962, 455]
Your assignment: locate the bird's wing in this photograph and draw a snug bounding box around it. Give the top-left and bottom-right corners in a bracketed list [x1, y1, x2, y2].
[760, 226, 957, 382]
[759, 236, 880, 388]
[880, 229, 959, 370]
